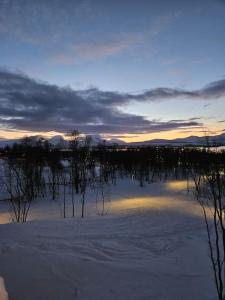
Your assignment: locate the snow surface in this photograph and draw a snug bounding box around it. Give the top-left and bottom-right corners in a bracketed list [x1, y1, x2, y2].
[0, 179, 217, 299]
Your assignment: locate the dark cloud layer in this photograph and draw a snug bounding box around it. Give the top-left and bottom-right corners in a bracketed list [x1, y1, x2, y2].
[80, 79, 225, 110]
[1, 70, 224, 135]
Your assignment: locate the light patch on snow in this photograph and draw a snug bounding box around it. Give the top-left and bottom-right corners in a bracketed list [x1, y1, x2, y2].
[109, 195, 205, 218]
[165, 180, 195, 191]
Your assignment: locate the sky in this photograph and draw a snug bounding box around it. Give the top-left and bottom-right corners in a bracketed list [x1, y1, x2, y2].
[0, 0, 225, 142]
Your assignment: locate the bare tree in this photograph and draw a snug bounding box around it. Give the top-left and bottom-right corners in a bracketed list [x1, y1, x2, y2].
[80, 135, 92, 218]
[192, 166, 225, 300]
[3, 157, 43, 222]
[67, 130, 81, 216]
[47, 150, 63, 201]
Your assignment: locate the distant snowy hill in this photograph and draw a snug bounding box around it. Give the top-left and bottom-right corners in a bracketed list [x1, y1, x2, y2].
[0, 135, 126, 148]
[48, 135, 67, 147]
[131, 132, 225, 146]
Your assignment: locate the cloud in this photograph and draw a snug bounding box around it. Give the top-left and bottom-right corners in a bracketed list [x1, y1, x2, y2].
[48, 13, 176, 65]
[0, 69, 203, 135]
[48, 34, 140, 64]
[105, 135, 140, 139]
[0, 0, 179, 65]
[89, 79, 225, 108]
[161, 59, 178, 65]
[169, 68, 187, 77]
[0, 0, 95, 45]
[128, 79, 225, 102]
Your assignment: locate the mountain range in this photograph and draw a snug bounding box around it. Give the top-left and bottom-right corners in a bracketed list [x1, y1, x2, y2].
[0, 132, 225, 148]
[131, 132, 225, 146]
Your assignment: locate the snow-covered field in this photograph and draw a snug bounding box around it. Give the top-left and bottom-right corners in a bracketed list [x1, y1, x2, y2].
[0, 179, 216, 299]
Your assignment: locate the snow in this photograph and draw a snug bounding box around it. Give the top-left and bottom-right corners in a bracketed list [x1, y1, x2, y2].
[0, 179, 217, 299]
